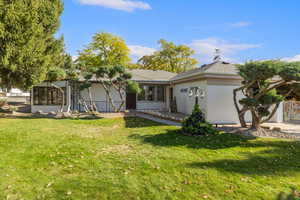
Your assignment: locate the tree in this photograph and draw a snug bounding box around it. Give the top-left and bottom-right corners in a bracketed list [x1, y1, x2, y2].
[46, 68, 67, 112]
[234, 61, 300, 130]
[182, 104, 217, 136]
[0, 0, 64, 90]
[138, 39, 198, 73]
[77, 32, 131, 71]
[45, 53, 78, 113]
[92, 65, 140, 112]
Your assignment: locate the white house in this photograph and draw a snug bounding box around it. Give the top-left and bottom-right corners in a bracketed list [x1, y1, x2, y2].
[30, 61, 284, 124]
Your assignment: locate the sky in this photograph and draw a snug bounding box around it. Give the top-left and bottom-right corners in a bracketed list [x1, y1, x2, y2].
[59, 0, 300, 64]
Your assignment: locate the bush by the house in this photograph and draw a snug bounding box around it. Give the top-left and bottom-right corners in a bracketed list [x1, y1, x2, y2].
[182, 104, 217, 136]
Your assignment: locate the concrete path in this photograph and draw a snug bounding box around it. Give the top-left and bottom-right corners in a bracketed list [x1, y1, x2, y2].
[135, 113, 182, 126]
[263, 122, 300, 135]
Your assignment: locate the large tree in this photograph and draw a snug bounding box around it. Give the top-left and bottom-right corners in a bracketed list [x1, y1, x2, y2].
[234, 60, 300, 130]
[77, 32, 139, 112]
[0, 0, 64, 90]
[138, 39, 198, 73]
[77, 32, 131, 71]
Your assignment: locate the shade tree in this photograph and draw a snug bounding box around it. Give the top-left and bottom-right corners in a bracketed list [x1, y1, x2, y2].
[138, 39, 198, 73]
[234, 60, 300, 130]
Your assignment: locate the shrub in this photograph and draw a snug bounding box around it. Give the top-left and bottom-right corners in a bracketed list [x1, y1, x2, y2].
[8, 106, 18, 113]
[182, 104, 217, 136]
[0, 98, 7, 108]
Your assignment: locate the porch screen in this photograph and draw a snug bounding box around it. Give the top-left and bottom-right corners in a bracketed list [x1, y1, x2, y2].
[33, 87, 66, 105]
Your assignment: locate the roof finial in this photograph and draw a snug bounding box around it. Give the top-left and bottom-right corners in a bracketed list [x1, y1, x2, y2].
[213, 48, 221, 62]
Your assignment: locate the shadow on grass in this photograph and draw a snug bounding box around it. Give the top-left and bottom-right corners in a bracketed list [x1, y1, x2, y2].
[277, 188, 300, 200]
[131, 129, 300, 175]
[129, 129, 253, 150]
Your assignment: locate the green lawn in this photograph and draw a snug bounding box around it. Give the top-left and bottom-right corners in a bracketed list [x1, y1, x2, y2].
[0, 117, 299, 200]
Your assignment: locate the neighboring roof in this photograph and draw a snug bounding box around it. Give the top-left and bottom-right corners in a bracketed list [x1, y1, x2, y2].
[170, 61, 239, 81]
[128, 69, 177, 83]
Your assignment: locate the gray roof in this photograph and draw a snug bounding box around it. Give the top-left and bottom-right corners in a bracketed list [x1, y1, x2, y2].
[128, 69, 177, 83]
[78, 69, 177, 83]
[170, 61, 239, 81]
[77, 62, 238, 84]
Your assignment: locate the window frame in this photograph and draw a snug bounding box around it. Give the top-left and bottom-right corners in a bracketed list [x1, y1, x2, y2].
[137, 84, 166, 102]
[33, 86, 67, 106]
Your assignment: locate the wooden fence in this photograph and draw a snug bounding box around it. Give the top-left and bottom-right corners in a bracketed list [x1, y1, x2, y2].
[284, 101, 300, 122]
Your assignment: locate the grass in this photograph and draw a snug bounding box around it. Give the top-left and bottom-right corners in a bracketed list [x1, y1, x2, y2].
[0, 117, 299, 200]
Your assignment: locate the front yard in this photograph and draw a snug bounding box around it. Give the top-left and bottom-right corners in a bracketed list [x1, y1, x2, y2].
[0, 117, 299, 199]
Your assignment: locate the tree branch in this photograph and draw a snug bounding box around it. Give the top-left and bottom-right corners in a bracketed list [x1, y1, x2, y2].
[261, 103, 280, 124]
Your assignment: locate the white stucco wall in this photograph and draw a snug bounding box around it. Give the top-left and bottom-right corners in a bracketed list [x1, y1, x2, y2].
[31, 81, 71, 113]
[173, 79, 283, 124]
[269, 103, 284, 123]
[173, 80, 207, 115]
[206, 85, 253, 124]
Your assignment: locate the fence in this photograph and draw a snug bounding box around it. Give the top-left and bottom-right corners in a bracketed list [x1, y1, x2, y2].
[284, 101, 300, 122]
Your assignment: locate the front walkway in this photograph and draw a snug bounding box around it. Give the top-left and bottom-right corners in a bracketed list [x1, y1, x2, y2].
[137, 110, 187, 122]
[135, 112, 182, 126]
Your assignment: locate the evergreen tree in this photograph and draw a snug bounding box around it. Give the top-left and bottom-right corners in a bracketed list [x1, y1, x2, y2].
[234, 61, 300, 130]
[182, 104, 217, 136]
[0, 0, 64, 90]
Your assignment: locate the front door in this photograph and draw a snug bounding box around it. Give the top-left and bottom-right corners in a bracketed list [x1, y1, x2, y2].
[126, 93, 137, 110]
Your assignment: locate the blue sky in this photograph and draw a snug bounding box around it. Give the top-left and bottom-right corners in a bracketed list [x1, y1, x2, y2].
[59, 0, 300, 64]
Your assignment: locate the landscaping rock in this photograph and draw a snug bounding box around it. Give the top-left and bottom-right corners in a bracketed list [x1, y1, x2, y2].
[36, 110, 44, 115]
[48, 111, 56, 116]
[62, 112, 72, 118]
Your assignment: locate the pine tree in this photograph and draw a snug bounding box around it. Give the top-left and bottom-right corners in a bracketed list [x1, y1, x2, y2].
[0, 0, 64, 90]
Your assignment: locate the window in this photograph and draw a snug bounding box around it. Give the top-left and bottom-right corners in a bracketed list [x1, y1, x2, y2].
[147, 86, 155, 101]
[33, 86, 66, 105]
[156, 86, 165, 102]
[138, 86, 146, 101]
[137, 85, 165, 102]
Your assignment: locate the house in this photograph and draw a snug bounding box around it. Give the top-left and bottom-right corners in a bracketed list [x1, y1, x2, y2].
[0, 88, 30, 103]
[30, 61, 284, 124]
[31, 69, 176, 113]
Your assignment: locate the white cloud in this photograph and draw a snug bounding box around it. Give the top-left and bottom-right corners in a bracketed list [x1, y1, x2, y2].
[230, 21, 252, 28]
[78, 0, 151, 12]
[128, 45, 156, 60]
[282, 54, 300, 62]
[190, 38, 261, 63]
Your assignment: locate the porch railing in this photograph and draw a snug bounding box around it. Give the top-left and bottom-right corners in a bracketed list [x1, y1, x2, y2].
[77, 101, 125, 113]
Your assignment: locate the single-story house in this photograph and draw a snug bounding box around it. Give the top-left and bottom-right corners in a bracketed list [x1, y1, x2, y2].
[30, 61, 284, 124]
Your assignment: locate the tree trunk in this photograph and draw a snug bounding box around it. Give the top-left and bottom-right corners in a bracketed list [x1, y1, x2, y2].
[113, 85, 126, 112]
[87, 87, 98, 112]
[239, 112, 247, 128]
[251, 110, 261, 130]
[101, 82, 117, 112]
[233, 88, 248, 127]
